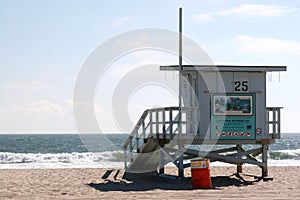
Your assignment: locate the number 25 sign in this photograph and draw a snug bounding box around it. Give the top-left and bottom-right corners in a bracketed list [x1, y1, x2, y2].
[234, 81, 249, 92]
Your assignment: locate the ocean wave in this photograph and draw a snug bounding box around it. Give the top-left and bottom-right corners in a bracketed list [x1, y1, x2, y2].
[1, 149, 300, 169]
[1, 149, 300, 165]
[269, 149, 300, 160]
[0, 151, 124, 164]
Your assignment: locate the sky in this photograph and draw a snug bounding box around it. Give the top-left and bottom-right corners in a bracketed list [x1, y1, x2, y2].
[0, 0, 300, 133]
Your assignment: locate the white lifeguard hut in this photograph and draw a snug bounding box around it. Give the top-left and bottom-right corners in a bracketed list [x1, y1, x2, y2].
[123, 8, 287, 178]
[124, 64, 286, 178]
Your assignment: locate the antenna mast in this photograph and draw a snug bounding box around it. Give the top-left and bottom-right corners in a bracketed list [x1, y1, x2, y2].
[179, 7, 183, 111]
[178, 7, 184, 178]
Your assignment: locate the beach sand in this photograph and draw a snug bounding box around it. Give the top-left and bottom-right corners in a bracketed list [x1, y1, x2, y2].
[1, 166, 299, 199]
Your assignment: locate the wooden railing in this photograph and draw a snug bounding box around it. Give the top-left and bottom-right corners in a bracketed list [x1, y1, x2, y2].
[123, 106, 199, 169]
[266, 107, 282, 139]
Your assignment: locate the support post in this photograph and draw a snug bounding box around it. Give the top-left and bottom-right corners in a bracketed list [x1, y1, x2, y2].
[178, 148, 184, 178]
[236, 144, 243, 173]
[262, 144, 268, 177]
[129, 137, 133, 162]
[124, 147, 127, 169]
[159, 146, 165, 174]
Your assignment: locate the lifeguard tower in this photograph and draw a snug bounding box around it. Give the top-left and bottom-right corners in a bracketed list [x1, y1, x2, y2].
[124, 64, 286, 178]
[123, 9, 287, 178]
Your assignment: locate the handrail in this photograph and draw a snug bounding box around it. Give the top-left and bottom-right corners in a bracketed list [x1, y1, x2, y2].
[266, 107, 282, 138]
[123, 106, 200, 169]
[123, 109, 149, 149]
[123, 106, 199, 149]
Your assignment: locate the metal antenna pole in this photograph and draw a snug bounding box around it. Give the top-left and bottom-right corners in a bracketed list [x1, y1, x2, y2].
[178, 7, 184, 178]
[179, 7, 183, 110]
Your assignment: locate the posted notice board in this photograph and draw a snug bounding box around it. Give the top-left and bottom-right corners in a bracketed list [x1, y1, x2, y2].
[210, 93, 256, 140]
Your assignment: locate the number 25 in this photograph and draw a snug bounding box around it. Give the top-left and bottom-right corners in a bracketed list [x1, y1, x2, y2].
[234, 81, 248, 91]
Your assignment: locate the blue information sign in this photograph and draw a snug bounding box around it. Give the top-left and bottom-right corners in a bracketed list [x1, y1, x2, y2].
[210, 93, 256, 140]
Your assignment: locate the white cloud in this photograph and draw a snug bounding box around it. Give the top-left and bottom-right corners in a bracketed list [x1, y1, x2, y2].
[13, 99, 75, 117]
[112, 16, 133, 26]
[1, 99, 106, 132]
[233, 35, 300, 56]
[192, 4, 296, 22]
[25, 100, 65, 115]
[1, 99, 75, 132]
[223, 4, 294, 17]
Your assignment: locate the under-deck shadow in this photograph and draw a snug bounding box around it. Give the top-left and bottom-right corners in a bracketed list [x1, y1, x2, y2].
[87, 170, 261, 192]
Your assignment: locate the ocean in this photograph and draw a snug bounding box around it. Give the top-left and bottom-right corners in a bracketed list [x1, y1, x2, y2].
[0, 133, 299, 169]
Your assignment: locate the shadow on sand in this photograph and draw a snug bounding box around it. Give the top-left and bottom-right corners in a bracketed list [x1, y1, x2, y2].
[87, 169, 263, 192]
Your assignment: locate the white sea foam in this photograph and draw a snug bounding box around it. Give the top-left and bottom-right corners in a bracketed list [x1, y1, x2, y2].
[0, 151, 124, 169]
[0, 150, 300, 169]
[276, 149, 300, 155]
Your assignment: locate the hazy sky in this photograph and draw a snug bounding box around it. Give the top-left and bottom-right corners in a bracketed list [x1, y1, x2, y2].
[1, 0, 299, 133]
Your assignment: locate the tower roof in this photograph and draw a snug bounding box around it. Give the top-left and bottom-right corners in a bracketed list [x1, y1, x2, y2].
[160, 65, 287, 72]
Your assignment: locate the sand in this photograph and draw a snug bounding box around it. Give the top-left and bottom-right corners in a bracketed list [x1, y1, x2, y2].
[1, 166, 300, 200]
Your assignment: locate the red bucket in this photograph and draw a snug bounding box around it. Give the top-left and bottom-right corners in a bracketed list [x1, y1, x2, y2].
[191, 159, 212, 189]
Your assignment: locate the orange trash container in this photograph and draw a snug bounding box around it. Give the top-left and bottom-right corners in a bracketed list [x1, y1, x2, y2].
[191, 158, 212, 189]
